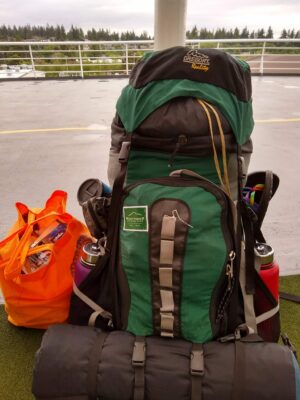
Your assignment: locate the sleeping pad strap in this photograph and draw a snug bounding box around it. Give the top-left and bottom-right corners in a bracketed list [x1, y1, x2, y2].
[88, 331, 108, 400]
[190, 343, 204, 400]
[132, 336, 146, 400]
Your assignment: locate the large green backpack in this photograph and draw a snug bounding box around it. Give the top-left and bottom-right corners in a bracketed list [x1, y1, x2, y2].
[70, 47, 279, 344]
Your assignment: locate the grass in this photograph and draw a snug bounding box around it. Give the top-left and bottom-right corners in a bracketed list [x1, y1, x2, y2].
[0, 308, 44, 400]
[0, 275, 299, 400]
[279, 275, 300, 357]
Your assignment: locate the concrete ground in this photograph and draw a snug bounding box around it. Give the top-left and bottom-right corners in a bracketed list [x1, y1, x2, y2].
[0, 77, 299, 281]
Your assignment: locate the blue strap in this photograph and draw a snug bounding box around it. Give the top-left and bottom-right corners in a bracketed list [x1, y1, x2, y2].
[292, 353, 300, 400]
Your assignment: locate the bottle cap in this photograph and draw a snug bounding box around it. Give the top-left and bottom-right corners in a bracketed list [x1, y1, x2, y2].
[81, 242, 104, 266]
[254, 242, 274, 265]
[77, 179, 111, 206]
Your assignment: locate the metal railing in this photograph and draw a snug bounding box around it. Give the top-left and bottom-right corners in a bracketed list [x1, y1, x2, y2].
[0, 38, 299, 79]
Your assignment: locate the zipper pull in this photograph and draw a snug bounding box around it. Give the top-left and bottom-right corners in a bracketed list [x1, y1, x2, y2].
[168, 135, 187, 168]
[172, 209, 194, 228]
[226, 250, 236, 291]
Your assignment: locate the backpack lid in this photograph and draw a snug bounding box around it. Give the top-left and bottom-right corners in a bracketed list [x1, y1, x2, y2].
[116, 46, 254, 145]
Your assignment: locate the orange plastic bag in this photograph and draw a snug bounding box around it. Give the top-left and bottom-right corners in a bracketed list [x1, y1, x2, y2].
[0, 190, 89, 329]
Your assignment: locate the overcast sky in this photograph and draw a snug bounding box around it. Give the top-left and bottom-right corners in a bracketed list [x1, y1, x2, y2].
[0, 0, 299, 37]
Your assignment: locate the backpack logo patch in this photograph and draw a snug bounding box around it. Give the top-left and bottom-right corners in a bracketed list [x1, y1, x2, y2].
[183, 50, 210, 72]
[123, 206, 148, 232]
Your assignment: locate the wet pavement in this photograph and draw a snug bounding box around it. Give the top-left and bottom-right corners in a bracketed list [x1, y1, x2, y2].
[0, 77, 300, 279]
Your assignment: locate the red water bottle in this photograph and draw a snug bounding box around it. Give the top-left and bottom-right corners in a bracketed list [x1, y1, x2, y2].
[254, 242, 280, 342]
[255, 243, 279, 300]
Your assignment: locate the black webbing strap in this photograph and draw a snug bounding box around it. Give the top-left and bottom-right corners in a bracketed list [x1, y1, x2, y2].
[106, 140, 131, 251]
[237, 145, 245, 203]
[255, 170, 273, 231]
[241, 201, 256, 295]
[88, 331, 108, 400]
[132, 336, 146, 400]
[231, 340, 246, 400]
[237, 145, 256, 295]
[280, 292, 300, 304]
[104, 140, 131, 329]
[190, 343, 204, 400]
[252, 170, 273, 243]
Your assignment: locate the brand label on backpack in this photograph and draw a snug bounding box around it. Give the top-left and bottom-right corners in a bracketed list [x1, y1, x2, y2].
[123, 206, 148, 232]
[183, 49, 210, 72]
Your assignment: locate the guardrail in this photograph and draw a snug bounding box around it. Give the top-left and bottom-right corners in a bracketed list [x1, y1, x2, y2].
[0, 38, 299, 79]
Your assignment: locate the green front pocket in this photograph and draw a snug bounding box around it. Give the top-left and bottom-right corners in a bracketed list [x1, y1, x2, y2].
[120, 176, 234, 342]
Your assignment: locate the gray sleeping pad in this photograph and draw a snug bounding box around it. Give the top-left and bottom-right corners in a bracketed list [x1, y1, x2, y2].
[32, 324, 300, 400]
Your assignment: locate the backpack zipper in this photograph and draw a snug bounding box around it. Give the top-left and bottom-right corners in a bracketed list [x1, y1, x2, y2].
[168, 135, 188, 167]
[216, 250, 236, 322]
[226, 250, 236, 291]
[172, 209, 194, 229]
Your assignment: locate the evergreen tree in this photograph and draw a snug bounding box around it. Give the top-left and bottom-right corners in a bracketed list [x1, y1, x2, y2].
[288, 29, 295, 38]
[214, 28, 226, 39]
[140, 30, 150, 40]
[186, 25, 199, 39]
[241, 27, 249, 38]
[233, 27, 240, 38]
[199, 28, 214, 39]
[67, 25, 84, 40]
[280, 29, 288, 39]
[266, 26, 273, 39]
[257, 28, 265, 38]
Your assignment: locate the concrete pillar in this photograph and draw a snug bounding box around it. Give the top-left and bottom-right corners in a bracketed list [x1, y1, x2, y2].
[154, 0, 187, 50]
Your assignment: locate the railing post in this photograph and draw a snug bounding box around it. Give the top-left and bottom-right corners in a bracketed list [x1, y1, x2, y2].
[125, 44, 129, 75]
[29, 44, 36, 78]
[259, 41, 266, 76]
[217, 42, 220, 49]
[78, 44, 84, 79]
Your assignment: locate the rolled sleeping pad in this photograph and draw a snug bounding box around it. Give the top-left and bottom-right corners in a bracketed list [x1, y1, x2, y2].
[32, 325, 300, 400]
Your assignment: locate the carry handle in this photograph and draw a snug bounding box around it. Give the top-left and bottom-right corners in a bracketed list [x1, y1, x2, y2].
[170, 169, 232, 198]
[170, 169, 203, 180]
[44, 190, 67, 214]
[2, 212, 71, 279]
[15, 190, 67, 225]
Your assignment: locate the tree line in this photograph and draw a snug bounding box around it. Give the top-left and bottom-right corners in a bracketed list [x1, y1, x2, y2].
[186, 26, 300, 39]
[0, 24, 299, 41]
[0, 25, 151, 41]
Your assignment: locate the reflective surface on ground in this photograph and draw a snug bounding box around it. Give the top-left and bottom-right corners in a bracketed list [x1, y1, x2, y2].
[0, 77, 299, 280]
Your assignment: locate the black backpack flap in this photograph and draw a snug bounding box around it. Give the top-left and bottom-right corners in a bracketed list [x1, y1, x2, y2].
[130, 47, 252, 102]
[110, 102, 253, 158]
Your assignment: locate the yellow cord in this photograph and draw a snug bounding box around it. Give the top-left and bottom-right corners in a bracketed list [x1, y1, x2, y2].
[197, 99, 232, 198]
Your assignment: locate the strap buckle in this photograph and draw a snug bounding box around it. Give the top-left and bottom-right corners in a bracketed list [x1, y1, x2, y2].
[119, 141, 131, 164]
[238, 155, 246, 180]
[190, 348, 204, 376]
[132, 340, 146, 367]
